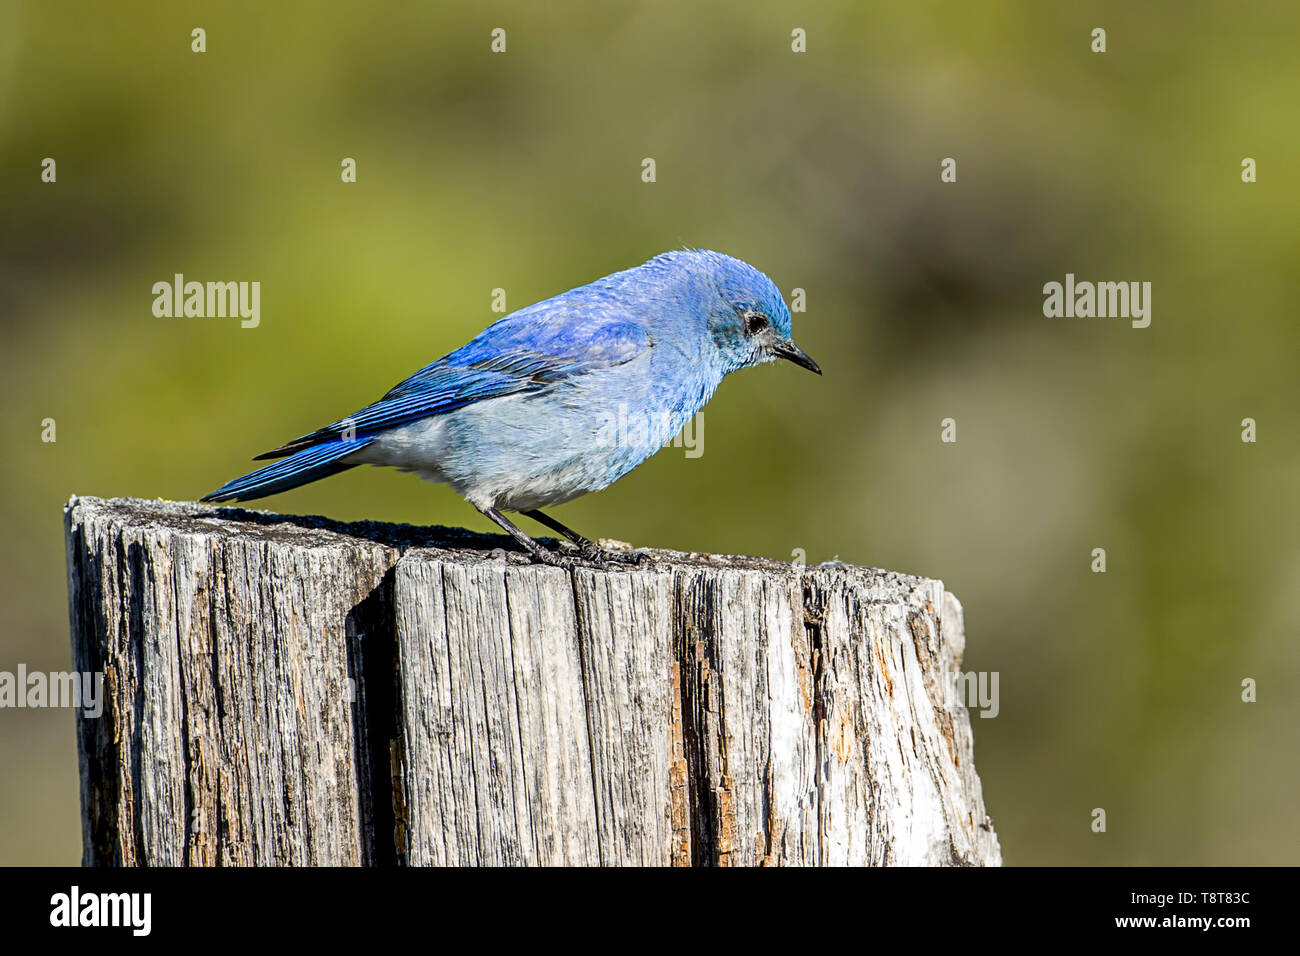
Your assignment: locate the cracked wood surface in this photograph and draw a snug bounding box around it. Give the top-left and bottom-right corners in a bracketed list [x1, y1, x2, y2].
[65, 496, 1001, 866]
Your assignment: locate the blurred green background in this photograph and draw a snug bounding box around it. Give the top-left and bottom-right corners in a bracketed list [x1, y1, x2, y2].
[2, 1, 1296, 865]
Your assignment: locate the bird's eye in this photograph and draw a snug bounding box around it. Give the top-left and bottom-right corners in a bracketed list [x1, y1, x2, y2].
[745, 312, 768, 335]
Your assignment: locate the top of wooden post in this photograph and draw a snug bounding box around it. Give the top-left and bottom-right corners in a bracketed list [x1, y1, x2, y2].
[65, 495, 1001, 866]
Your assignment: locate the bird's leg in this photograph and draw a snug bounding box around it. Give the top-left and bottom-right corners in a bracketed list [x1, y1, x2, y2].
[476, 505, 598, 570]
[523, 509, 644, 565]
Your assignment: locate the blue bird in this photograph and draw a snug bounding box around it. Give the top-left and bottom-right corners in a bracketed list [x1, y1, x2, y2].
[202, 249, 821, 567]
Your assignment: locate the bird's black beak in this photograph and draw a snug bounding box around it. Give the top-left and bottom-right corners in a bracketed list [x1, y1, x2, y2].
[772, 340, 822, 375]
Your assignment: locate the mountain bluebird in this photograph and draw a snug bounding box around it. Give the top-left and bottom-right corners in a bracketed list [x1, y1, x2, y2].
[203, 249, 820, 567]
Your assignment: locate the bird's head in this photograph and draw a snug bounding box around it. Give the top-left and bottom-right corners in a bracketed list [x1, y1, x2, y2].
[693, 250, 821, 376]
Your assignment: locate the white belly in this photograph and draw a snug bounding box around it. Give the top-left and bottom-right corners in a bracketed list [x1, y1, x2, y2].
[349, 390, 685, 511]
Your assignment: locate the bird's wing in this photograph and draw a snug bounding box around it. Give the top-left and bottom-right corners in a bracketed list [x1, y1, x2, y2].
[255, 306, 649, 459]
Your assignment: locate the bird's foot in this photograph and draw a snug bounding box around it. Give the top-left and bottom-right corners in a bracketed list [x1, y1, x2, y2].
[520, 542, 650, 571]
[603, 549, 652, 567]
[523, 544, 608, 571]
[541, 552, 601, 571]
[576, 540, 650, 567]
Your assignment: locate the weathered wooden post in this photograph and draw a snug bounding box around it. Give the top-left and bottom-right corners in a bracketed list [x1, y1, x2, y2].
[65, 496, 1001, 866]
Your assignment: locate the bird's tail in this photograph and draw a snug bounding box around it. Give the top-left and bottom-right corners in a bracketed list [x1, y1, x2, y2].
[201, 437, 373, 503]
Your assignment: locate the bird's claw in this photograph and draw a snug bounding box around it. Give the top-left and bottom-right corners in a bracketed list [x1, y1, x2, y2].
[577, 542, 651, 567]
[524, 543, 651, 571]
[616, 550, 654, 567]
[544, 553, 601, 571]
